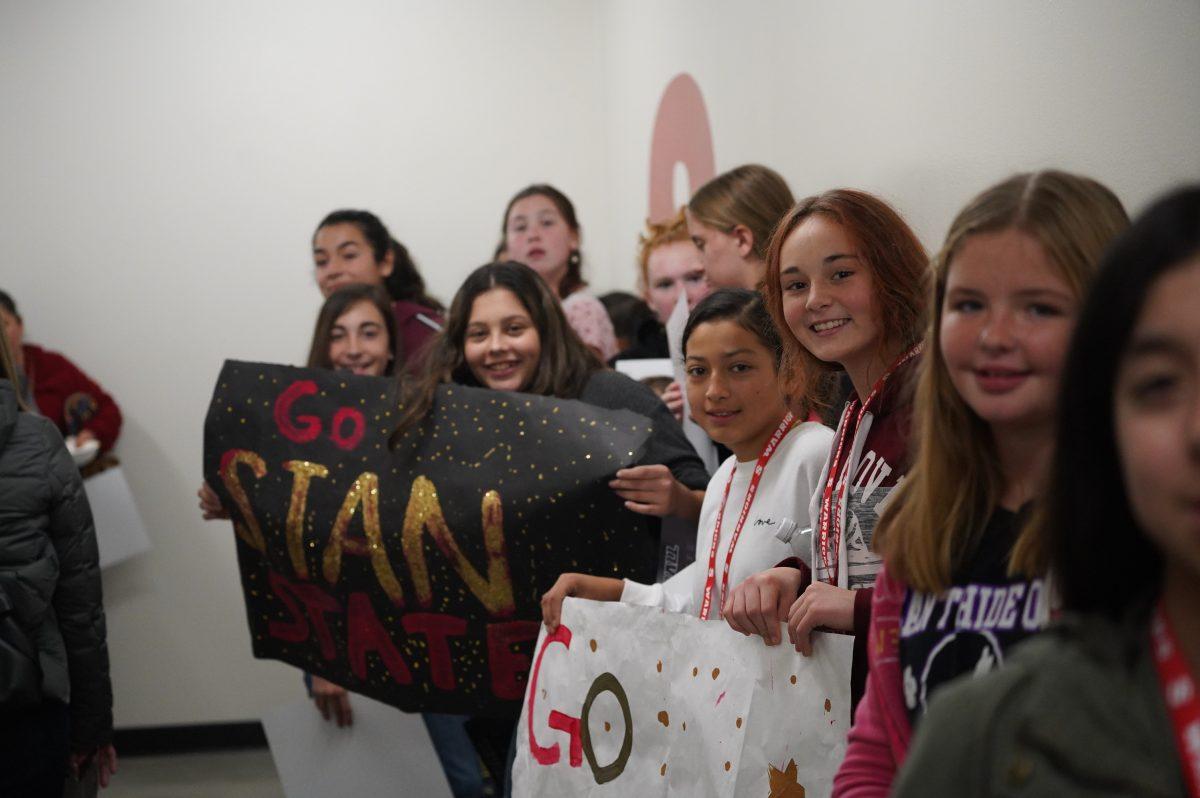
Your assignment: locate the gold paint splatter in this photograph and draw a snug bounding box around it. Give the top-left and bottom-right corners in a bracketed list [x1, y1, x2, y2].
[767, 758, 806, 797]
[824, 698, 832, 713]
[736, 717, 743, 729]
[656, 660, 662, 673]
[724, 761, 732, 772]
[660, 763, 667, 776]
[657, 711, 670, 727]
[589, 639, 597, 652]
[790, 675, 797, 685]
[692, 667, 698, 677]
[711, 668, 720, 680]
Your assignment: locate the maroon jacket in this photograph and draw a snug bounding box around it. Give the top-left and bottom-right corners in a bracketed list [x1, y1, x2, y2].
[391, 300, 444, 375]
[23, 343, 122, 453]
[779, 352, 919, 713]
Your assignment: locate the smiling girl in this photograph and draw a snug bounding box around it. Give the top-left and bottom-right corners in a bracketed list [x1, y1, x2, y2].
[311, 209, 444, 370]
[836, 171, 1128, 797]
[540, 289, 832, 627]
[394, 261, 709, 524]
[306, 284, 398, 377]
[722, 190, 928, 709]
[892, 186, 1198, 798]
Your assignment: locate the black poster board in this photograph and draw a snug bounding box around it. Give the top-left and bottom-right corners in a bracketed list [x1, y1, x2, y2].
[203, 361, 656, 717]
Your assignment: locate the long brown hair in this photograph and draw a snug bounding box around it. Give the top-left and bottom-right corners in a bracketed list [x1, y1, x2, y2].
[306, 284, 399, 375]
[876, 170, 1130, 593]
[688, 165, 794, 262]
[763, 189, 929, 411]
[393, 262, 602, 438]
[0, 321, 30, 412]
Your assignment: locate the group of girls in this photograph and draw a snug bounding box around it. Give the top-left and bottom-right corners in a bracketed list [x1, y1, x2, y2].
[537, 166, 1197, 796]
[198, 185, 716, 796]
[200, 163, 1199, 798]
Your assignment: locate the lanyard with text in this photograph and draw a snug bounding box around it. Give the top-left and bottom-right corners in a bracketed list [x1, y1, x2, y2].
[699, 412, 795, 621]
[1152, 602, 1200, 798]
[816, 344, 921, 586]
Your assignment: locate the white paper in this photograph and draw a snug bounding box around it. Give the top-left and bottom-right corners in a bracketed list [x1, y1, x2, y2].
[513, 599, 854, 797]
[613, 358, 674, 382]
[664, 291, 719, 474]
[262, 695, 453, 798]
[82, 466, 152, 569]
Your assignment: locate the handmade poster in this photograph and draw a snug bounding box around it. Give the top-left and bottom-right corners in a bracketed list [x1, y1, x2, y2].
[203, 361, 656, 717]
[513, 599, 854, 797]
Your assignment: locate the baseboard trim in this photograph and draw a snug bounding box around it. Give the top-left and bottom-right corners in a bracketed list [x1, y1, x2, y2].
[113, 721, 267, 756]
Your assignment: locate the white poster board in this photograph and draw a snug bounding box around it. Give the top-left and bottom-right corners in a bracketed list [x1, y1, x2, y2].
[513, 599, 853, 797]
[664, 292, 719, 474]
[613, 358, 674, 383]
[262, 695, 453, 798]
[82, 466, 152, 569]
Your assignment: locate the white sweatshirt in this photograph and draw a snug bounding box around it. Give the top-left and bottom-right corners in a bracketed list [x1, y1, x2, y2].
[620, 420, 834, 617]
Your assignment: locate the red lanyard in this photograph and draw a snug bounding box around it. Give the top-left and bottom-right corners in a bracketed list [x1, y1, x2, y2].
[1152, 602, 1200, 797]
[816, 344, 921, 586]
[698, 412, 795, 620]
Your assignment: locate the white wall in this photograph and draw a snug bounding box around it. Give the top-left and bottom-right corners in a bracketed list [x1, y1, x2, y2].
[600, 0, 1200, 272]
[2, 0, 1197, 728]
[0, 0, 611, 727]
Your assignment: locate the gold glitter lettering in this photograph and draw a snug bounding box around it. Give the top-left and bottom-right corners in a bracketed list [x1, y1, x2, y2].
[401, 476, 515, 617]
[282, 461, 328, 579]
[322, 472, 405, 606]
[220, 450, 267, 552]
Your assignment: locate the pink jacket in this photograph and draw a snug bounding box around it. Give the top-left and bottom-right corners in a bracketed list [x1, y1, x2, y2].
[833, 564, 909, 797]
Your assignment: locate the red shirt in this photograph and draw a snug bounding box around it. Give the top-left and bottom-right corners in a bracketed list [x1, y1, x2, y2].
[22, 343, 123, 453]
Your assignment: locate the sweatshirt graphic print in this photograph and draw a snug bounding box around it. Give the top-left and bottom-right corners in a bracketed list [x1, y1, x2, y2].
[811, 372, 913, 591]
[898, 506, 1049, 722]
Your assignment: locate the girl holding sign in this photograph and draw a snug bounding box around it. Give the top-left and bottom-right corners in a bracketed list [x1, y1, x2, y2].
[833, 170, 1128, 796]
[891, 186, 1197, 798]
[722, 189, 929, 710]
[394, 260, 710, 521]
[306, 284, 399, 378]
[198, 284, 484, 796]
[198, 285, 401, 521]
[539, 289, 833, 627]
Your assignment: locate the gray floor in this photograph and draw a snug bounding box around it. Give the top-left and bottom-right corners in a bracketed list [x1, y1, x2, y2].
[107, 749, 284, 798]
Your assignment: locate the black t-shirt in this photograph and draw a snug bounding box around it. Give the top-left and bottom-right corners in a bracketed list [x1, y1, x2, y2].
[898, 505, 1050, 725]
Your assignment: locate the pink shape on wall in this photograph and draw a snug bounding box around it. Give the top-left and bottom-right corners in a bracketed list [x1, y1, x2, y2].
[648, 73, 716, 223]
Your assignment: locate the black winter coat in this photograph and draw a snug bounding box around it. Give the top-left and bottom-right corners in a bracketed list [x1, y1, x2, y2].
[0, 379, 112, 749]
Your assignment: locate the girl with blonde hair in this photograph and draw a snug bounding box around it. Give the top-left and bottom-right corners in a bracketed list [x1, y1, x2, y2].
[834, 170, 1129, 796]
[894, 185, 1200, 798]
[686, 164, 794, 290]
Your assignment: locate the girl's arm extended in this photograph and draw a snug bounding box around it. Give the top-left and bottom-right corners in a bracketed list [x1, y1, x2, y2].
[540, 573, 624, 633]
